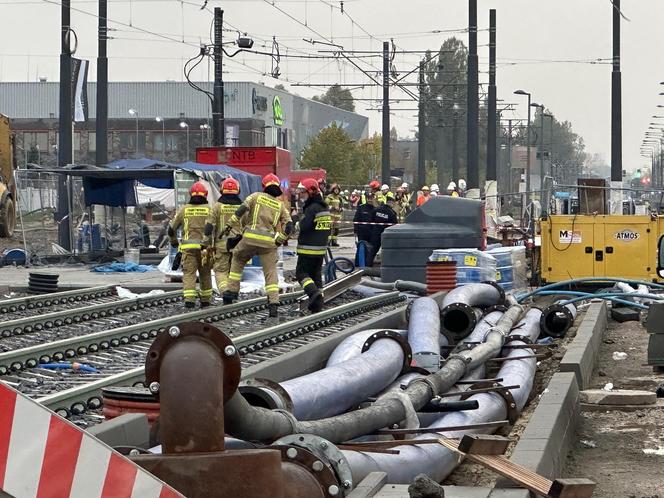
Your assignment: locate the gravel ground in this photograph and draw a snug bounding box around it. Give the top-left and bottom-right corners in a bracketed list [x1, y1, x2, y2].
[563, 315, 664, 498]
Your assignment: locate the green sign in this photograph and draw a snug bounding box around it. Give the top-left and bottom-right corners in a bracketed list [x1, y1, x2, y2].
[273, 95, 284, 126]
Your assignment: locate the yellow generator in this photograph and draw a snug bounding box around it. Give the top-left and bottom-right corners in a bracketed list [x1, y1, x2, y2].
[540, 214, 664, 283]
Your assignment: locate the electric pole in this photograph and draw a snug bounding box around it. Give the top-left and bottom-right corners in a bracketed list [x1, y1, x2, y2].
[466, 0, 480, 193]
[486, 9, 497, 183]
[381, 41, 391, 185]
[417, 60, 426, 189]
[95, 0, 108, 166]
[213, 8, 225, 146]
[610, 0, 623, 213]
[57, 0, 72, 250]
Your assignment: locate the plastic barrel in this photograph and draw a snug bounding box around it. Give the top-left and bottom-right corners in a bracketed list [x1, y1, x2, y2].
[426, 261, 457, 295]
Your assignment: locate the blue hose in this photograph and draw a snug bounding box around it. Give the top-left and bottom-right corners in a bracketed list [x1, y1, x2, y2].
[521, 290, 655, 310]
[40, 362, 99, 373]
[517, 277, 664, 302]
[325, 257, 355, 283]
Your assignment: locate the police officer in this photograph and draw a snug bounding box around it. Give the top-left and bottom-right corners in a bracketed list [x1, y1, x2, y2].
[368, 191, 398, 266]
[168, 181, 213, 308]
[326, 183, 343, 247]
[205, 177, 242, 295]
[295, 178, 331, 313]
[223, 174, 293, 317]
[354, 190, 376, 267]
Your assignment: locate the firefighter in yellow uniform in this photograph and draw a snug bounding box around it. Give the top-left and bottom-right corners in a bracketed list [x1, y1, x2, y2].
[204, 177, 243, 295]
[325, 183, 343, 247]
[222, 174, 293, 317]
[168, 181, 213, 308]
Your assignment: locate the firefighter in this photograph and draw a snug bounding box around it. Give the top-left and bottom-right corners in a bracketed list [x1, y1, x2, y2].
[326, 183, 343, 247]
[295, 178, 331, 313]
[395, 186, 409, 222]
[361, 180, 381, 206]
[204, 177, 242, 295]
[222, 173, 293, 317]
[377, 184, 390, 205]
[369, 191, 398, 266]
[168, 181, 213, 308]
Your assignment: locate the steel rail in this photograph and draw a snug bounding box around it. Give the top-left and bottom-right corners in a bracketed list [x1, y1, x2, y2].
[0, 285, 116, 315]
[35, 292, 406, 412]
[0, 291, 304, 374]
[0, 290, 183, 338]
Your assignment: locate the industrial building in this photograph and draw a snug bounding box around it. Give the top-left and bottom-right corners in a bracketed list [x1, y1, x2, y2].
[0, 81, 369, 167]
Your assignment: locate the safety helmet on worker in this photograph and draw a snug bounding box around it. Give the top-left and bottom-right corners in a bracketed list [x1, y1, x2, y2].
[380, 184, 390, 192]
[431, 184, 440, 193]
[369, 180, 381, 190]
[458, 179, 467, 190]
[220, 177, 240, 195]
[299, 178, 320, 195]
[190, 181, 208, 197]
[421, 185, 430, 192]
[447, 181, 457, 191]
[262, 173, 281, 189]
[401, 182, 409, 189]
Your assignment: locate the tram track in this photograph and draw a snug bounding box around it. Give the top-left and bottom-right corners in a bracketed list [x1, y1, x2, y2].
[0, 286, 117, 319]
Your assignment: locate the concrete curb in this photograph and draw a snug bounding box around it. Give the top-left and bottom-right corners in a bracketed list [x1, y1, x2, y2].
[559, 302, 607, 390]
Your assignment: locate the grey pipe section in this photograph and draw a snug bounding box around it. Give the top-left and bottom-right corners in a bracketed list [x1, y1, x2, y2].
[361, 278, 428, 295]
[440, 284, 503, 341]
[441, 282, 504, 308]
[408, 297, 443, 372]
[342, 308, 542, 484]
[540, 301, 577, 338]
[223, 305, 524, 444]
[327, 329, 406, 367]
[278, 337, 405, 420]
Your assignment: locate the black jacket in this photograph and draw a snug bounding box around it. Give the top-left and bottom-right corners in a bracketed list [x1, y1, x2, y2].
[370, 204, 397, 245]
[354, 202, 375, 241]
[297, 195, 331, 256]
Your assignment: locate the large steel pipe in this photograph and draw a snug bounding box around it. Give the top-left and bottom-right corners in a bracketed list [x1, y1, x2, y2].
[326, 329, 406, 367]
[342, 308, 542, 484]
[540, 301, 577, 338]
[440, 283, 504, 340]
[408, 297, 443, 372]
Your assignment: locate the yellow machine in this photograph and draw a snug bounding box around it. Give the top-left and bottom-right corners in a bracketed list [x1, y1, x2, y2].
[0, 114, 16, 237]
[541, 214, 664, 282]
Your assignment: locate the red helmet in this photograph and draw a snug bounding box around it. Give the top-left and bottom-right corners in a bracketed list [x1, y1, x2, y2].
[262, 173, 281, 188]
[299, 178, 320, 195]
[369, 180, 380, 190]
[221, 177, 240, 195]
[190, 181, 208, 197]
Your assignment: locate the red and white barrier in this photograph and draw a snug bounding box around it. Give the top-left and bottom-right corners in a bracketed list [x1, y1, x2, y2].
[0, 383, 183, 498]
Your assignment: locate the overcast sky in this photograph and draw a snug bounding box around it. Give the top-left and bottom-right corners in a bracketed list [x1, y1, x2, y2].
[0, 0, 660, 172]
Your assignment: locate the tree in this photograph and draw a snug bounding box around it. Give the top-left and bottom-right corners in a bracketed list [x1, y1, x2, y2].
[313, 84, 355, 112]
[299, 125, 357, 184]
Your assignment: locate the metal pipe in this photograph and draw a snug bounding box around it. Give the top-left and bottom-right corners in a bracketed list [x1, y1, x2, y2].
[539, 301, 577, 338]
[408, 297, 443, 372]
[342, 308, 541, 484]
[360, 279, 428, 295]
[223, 305, 524, 444]
[441, 283, 504, 340]
[327, 329, 406, 367]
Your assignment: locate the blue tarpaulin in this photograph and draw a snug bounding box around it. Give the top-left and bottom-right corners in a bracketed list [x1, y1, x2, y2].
[82, 177, 138, 207]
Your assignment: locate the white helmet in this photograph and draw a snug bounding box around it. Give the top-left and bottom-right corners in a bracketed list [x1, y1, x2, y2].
[447, 181, 457, 190]
[401, 182, 409, 189]
[381, 184, 390, 192]
[458, 179, 466, 190]
[431, 183, 440, 192]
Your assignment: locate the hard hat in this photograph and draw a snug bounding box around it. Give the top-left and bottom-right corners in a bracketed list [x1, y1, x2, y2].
[221, 177, 240, 195]
[401, 182, 409, 189]
[447, 181, 457, 190]
[369, 180, 381, 190]
[422, 185, 430, 191]
[299, 178, 320, 194]
[190, 181, 208, 197]
[381, 184, 390, 192]
[385, 191, 395, 201]
[458, 179, 467, 190]
[262, 173, 281, 188]
[431, 184, 440, 192]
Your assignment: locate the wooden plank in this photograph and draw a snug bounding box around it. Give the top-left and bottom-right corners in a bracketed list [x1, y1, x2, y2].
[346, 472, 387, 498]
[458, 434, 511, 455]
[549, 478, 596, 498]
[375, 420, 509, 435]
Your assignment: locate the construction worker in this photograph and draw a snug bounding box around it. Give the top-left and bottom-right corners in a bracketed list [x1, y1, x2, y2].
[368, 191, 398, 266]
[222, 173, 293, 317]
[457, 178, 467, 197]
[205, 177, 242, 295]
[430, 184, 440, 197]
[395, 187, 409, 222]
[354, 191, 375, 266]
[377, 184, 390, 205]
[447, 181, 460, 197]
[168, 181, 213, 308]
[401, 182, 412, 205]
[417, 185, 431, 206]
[295, 178, 331, 313]
[326, 183, 343, 247]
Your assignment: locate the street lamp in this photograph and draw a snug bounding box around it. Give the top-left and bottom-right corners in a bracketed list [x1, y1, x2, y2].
[452, 103, 461, 182]
[200, 123, 210, 147]
[531, 102, 545, 197]
[128, 108, 139, 157]
[514, 89, 532, 208]
[155, 117, 166, 160]
[179, 121, 190, 160]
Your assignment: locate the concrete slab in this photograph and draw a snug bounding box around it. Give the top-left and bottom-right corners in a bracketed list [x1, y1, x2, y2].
[373, 484, 528, 498]
[580, 389, 656, 405]
[580, 398, 664, 412]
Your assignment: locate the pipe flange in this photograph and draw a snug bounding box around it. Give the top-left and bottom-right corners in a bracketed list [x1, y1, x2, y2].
[484, 304, 508, 315]
[361, 329, 412, 375]
[481, 280, 506, 305]
[459, 381, 519, 424]
[273, 434, 353, 494]
[239, 378, 294, 413]
[274, 409, 299, 434]
[407, 366, 431, 376]
[540, 303, 575, 338]
[440, 302, 481, 342]
[446, 353, 472, 366]
[405, 300, 414, 322]
[145, 321, 241, 403]
[272, 445, 343, 497]
[410, 376, 443, 396]
[503, 334, 534, 346]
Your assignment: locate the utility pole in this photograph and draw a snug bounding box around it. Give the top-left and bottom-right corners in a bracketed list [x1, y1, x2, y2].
[610, 0, 623, 213]
[57, 0, 72, 251]
[417, 60, 426, 188]
[381, 41, 390, 185]
[466, 0, 479, 195]
[95, 0, 108, 167]
[213, 8, 225, 147]
[486, 9, 497, 183]
[452, 111, 459, 183]
[507, 119, 513, 202]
